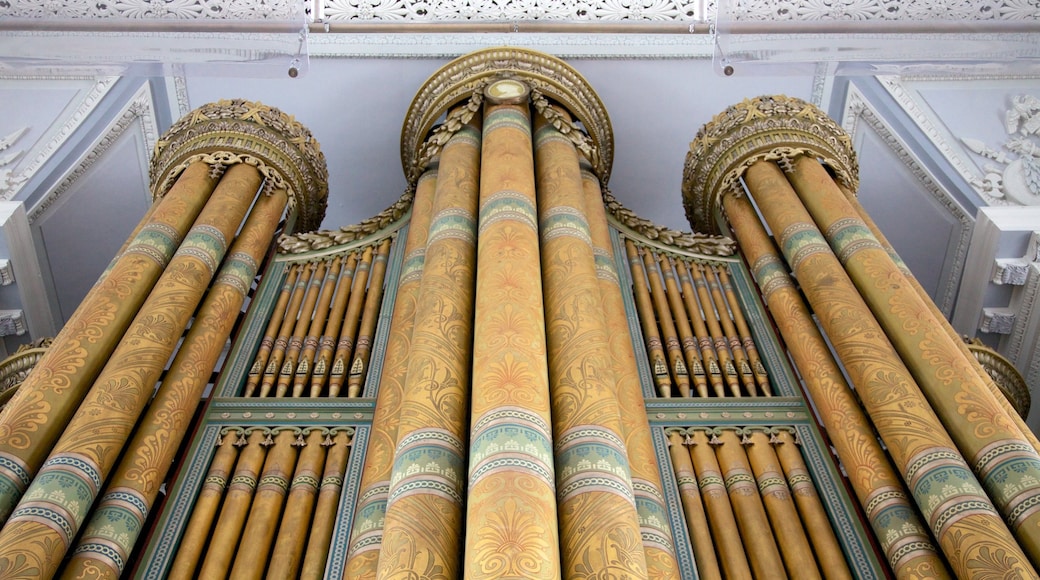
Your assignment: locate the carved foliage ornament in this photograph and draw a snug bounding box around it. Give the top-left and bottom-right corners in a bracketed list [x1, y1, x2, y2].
[683, 95, 859, 235]
[150, 99, 329, 233]
[962, 93, 1040, 206]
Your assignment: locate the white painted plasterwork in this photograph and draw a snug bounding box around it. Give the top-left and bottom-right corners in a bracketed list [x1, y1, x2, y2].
[306, 31, 715, 58]
[0, 76, 118, 202]
[0, 202, 55, 338]
[0, 0, 300, 20]
[722, 0, 1040, 21]
[28, 82, 157, 224]
[842, 83, 972, 317]
[879, 75, 1040, 206]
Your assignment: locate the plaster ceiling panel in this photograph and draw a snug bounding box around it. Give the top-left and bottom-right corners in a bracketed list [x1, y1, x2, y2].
[856, 122, 961, 306]
[36, 130, 151, 323]
[571, 58, 817, 233]
[183, 57, 451, 232]
[0, 77, 116, 199]
[881, 77, 1040, 207]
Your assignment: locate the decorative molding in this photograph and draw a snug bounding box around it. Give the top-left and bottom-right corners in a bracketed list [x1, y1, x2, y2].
[982, 307, 1016, 334]
[0, 310, 25, 337]
[277, 190, 410, 254]
[684, 94, 859, 235]
[842, 84, 972, 316]
[173, 73, 191, 118]
[0, 202, 56, 337]
[1007, 261, 1040, 375]
[28, 82, 157, 223]
[960, 93, 1040, 205]
[604, 190, 736, 256]
[306, 31, 717, 59]
[0, 0, 300, 20]
[723, 0, 1040, 21]
[0, 260, 13, 286]
[318, 0, 708, 22]
[0, 77, 118, 202]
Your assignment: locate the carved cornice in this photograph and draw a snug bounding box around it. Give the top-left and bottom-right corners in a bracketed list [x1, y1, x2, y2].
[682, 95, 859, 235]
[401, 47, 612, 185]
[29, 82, 157, 223]
[150, 99, 329, 233]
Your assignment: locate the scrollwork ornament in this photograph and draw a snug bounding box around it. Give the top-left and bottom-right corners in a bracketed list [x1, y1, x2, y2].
[150, 99, 329, 233]
[683, 95, 859, 235]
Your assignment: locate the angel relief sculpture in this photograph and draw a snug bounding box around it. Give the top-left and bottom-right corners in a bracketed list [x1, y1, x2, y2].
[963, 94, 1040, 206]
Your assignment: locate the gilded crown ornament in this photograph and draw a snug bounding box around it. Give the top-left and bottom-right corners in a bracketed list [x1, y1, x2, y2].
[150, 99, 329, 233]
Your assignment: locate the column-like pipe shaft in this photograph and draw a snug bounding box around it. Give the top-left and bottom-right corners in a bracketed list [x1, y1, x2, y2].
[674, 259, 726, 397]
[743, 159, 1034, 578]
[690, 263, 741, 396]
[311, 253, 358, 397]
[376, 114, 480, 580]
[688, 430, 751, 579]
[583, 163, 679, 579]
[343, 168, 437, 580]
[714, 429, 786, 579]
[0, 164, 259, 576]
[464, 101, 560, 579]
[302, 429, 351, 580]
[261, 262, 314, 398]
[660, 255, 709, 397]
[625, 240, 673, 397]
[716, 267, 770, 395]
[246, 263, 300, 397]
[65, 187, 288, 579]
[705, 267, 757, 395]
[773, 430, 852, 579]
[745, 430, 819, 578]
[642, 248, 692, 398]
[535, 109, 648, 579]
[0, 161, 218, 520]
[268, 429, 327, 578]
[788, 155, 1040, 566]
[722, 192, 947, 577]
[329, 246, 374, 398]
[277, 260, 328, 397]
[167, 431, 241, 580]
[199, 429, 269, 577]
[294, 257, 342, 396]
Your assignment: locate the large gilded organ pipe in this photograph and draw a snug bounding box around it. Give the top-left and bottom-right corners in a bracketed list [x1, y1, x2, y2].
[344, 167, 437, 580]
[684, 95, 1035, 578]
[464, 91, 561, 578]
[582, 160, 679, 579]
[534, 106, 648, 579]
[0, 161, 218, 522]
[0, 99, 326, 578]
[720, 192, 945, 577]
[65, 183, 289, 579]
[376, 111, 481, 580]
[787, 154, 1040, 564]
[0, 163, 262, 576]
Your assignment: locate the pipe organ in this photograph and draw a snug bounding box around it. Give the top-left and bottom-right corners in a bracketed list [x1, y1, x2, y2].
[0, 48, 1034, 579]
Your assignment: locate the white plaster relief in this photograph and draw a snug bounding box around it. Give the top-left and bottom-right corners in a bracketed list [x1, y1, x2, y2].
[962, 93, 1040, 205]
[982, 307, 1017, 334]
[842, 83, 972, 317]
[723, 0, 1040, 21]
[28, 82, 157, 224]
[0, 0, 300, 20]
[0, 310, 26, 337]
[0, 260, 14, 286]
[0, 77, 119, 202]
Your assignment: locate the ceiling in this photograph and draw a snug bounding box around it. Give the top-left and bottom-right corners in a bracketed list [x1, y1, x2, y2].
[0, 3, 1039, 429]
